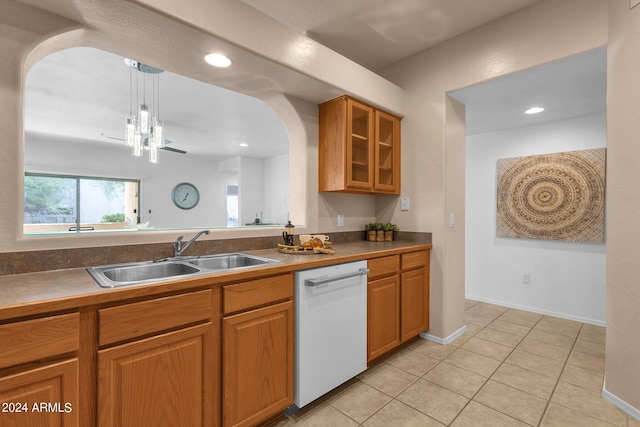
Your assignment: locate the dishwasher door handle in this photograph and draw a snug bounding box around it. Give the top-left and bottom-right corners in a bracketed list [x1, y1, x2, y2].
[304, 268, 370, 287]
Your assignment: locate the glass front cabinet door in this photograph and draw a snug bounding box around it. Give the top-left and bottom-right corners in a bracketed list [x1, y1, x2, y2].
[346, 98, 374, 191]
[374, 109, 401, 193]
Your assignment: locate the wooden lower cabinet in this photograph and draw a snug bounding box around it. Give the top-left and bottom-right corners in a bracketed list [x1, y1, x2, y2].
[0, 312, 80, 427]
[0, 358, 79, 427]
[97, 323, 213, 427]
[0, 249, 431, 427]
[400, 267, 429, 342]
[222, 300, 294, 427]
[367, 248, 431, 362]
[367, 275, 400, 361]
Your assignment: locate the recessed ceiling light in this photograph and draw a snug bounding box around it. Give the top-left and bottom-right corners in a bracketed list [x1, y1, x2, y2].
[525, 106, 545, 115]
[239, 143, 248, 147]
[204, 53, 232, 68]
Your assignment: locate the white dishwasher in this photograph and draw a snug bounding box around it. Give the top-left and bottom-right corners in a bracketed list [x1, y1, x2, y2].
[293, 260, 369, 410]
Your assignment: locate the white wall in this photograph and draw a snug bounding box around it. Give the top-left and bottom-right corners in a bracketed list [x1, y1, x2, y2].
[465, 112, 606, 325]
[263, 153, 289, 225]
[217, 154, 289, 226]
[238, 157, 264, 226]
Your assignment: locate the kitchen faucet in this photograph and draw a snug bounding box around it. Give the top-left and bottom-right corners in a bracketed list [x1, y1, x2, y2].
[172, 230, 210, 257]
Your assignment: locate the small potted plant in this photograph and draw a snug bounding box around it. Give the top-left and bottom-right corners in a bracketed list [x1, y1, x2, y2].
[364, 223, 378, 242]
[383, 223, 399, 241]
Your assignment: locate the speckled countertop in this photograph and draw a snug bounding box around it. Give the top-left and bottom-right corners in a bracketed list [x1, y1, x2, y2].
[0, 241, 431, 321]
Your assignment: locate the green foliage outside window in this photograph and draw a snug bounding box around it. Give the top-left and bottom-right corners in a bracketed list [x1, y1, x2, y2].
[24, 175, 74, 216]
[100, 213, 126, 223]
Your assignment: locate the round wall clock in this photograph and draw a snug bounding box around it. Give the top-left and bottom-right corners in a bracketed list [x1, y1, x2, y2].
[171, 182, 200, 210]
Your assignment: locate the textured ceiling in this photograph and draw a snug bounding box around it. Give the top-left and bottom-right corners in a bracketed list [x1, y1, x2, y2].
[242, 0, 541, 70]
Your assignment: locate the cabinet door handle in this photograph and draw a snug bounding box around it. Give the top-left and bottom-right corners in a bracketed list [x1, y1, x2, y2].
[304, 268, 370, 287]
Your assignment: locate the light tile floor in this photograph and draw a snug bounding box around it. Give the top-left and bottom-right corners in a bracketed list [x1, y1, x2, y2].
[277, 300, 640, 427]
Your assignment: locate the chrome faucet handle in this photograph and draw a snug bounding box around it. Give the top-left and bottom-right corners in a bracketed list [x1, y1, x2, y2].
[173, 230, 209, 257]
[172, 235, 185, 257]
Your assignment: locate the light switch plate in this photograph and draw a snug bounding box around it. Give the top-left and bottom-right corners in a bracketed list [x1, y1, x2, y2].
[337, 214, 344, 227]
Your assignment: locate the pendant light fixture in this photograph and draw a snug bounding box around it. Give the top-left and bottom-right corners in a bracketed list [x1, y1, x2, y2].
[124, 58, 165, 163]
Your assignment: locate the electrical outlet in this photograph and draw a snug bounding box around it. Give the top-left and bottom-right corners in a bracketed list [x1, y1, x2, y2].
[401, 197, 410, 211]
[523, 273, 530, 284]
[337, 214, 344, 227]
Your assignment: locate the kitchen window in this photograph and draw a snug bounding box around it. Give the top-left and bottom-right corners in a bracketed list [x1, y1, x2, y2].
[23, 173, 140, 234]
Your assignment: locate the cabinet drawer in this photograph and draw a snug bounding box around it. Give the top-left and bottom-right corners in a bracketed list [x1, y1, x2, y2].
[99, 289, 212, 346]
[367, 255, 400, 279]
[401, 250, 428, 270]
[0, 313, 79, 369]
[223, 274, 293, 315]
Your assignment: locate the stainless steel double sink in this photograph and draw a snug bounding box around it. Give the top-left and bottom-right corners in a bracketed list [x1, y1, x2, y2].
[87, 253, 280, 288]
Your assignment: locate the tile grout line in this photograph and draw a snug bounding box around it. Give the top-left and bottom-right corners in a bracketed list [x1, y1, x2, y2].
[534, 322, 582, 426]
[354, 363, 426, 426]
[447, 309, 541, 426]
[333, 346, 448, 426]
[537, 325, 621, 427]
[372, 343, 461, 425]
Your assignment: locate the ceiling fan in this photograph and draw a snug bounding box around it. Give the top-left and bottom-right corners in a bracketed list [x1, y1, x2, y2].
[102, 134, 187, 154]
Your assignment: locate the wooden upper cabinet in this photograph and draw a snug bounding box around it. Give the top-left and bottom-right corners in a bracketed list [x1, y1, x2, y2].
[319, 95, 401, 194]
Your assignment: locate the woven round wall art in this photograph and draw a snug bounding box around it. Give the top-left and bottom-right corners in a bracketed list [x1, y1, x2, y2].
[496, 148, 606, 243]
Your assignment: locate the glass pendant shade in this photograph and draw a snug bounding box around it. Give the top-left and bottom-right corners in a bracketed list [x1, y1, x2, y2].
[153, 118, 164, 148]
[149, 143, 159, 163]
[138, 104, 150, 134]
[125, 116, 135, 147]
[133, 132, 142, 157]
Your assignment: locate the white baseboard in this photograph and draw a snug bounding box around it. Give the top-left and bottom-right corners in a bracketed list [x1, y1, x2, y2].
[420, 325, 467, 345]
[602, 386, 640, 422]
[465, 294, 606, 327]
